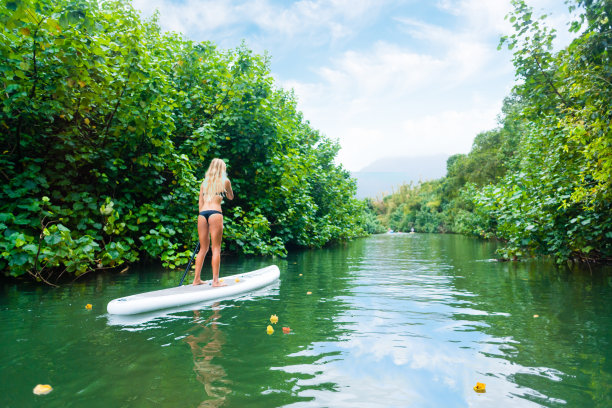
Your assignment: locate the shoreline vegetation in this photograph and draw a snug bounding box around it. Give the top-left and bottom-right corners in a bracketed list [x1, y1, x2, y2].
[0, 0, 370, 283]
[372, 0, 611, 264]
[1, 0, 609, 284]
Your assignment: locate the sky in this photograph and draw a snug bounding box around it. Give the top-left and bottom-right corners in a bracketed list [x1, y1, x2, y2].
[132, 0, 576, 172]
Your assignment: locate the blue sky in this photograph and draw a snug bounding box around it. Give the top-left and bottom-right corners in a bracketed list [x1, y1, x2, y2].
[132, 0, 575, 171]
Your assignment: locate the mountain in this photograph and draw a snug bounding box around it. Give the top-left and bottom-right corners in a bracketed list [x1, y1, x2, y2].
[351, 154, 450, 199]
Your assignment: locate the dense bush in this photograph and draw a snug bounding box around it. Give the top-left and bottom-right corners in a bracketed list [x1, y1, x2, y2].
[373, 0, 611, 263]
[468, 0, 612, 261]
[0, 0, 367, 282]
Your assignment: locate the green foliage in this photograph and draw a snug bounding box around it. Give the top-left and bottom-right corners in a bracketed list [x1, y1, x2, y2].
[360, 199, 386, 234]
[374, 180, 445, 233]
[373, 0, 611, 263]
[471, 0, 612, 261]
[223, 206, 286, 256]
[0, 0, 367, 281]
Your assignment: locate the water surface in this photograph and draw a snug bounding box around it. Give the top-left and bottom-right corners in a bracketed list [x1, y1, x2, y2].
[2, 234, 611, 407]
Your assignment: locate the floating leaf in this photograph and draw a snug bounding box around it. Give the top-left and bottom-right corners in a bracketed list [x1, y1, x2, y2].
[33, 384, 53, 395]
[473, 382, 486, 393]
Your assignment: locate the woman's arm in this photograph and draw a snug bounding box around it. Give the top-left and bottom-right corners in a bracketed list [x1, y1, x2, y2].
[225, 179, 234, 200]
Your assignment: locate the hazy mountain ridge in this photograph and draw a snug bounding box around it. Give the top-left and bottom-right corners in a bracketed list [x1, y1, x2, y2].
[352, 154, 450, 199]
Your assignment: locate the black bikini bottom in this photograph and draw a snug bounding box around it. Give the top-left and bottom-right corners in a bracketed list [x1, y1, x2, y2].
[198, 210, 222, 221]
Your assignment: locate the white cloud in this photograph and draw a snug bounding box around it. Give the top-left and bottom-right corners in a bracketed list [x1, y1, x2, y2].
[327, 107, 500, 170]
[435, 0, 513, 34]
[288, 36, 496, 111]
[399, 108, 501, 153]
[283, 30, 507, 170]
[133, 0, 384, 45]
[131, 0, 580, 172]
[318, 43, 447, 97]
[281, 1, 577, 171]
[132, 0, 239, 34]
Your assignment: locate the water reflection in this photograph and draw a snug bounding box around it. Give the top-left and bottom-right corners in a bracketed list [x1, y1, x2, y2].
[2, 234, 611, 408]
[184, 304, 231, 408]
[435, 234, 612, 407]
[282, 234, 612, 407]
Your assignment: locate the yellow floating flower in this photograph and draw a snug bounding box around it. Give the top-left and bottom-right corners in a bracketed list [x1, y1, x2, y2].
[235, 278, 240, 282]
[270, 314, 278, 324]
[85, 304, 92, 310]
[306, 291, 312, 295]
[473, 382, 486, 393]
[33, 384, 53, 395]
[533, 314, 539, 318]
[266, 325, 274, 335]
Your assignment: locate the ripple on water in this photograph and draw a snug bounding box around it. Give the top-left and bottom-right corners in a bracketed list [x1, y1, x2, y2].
[2, 234, 611, 408]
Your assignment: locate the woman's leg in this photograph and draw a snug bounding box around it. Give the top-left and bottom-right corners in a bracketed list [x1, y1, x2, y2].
[208, 214, 225, 287]
[192, 215, 210, 285]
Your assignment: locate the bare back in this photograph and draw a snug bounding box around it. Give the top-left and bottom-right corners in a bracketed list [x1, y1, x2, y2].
[199, 179, 234, 212]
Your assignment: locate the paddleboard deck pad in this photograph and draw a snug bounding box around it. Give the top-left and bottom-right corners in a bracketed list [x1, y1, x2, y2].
[107, 265, 280, 315]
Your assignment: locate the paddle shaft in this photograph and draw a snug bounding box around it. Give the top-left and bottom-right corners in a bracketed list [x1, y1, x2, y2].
[179, 241, 200, 286]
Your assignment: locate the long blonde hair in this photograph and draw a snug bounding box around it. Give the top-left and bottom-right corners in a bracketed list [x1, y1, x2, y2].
[201, 158, 227, 201]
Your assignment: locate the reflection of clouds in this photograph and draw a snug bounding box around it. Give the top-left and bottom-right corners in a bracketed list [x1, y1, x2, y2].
[279, 330, 551, 407]
[276, 347, 423, 408]
[338, 306, 555, 406]
[340, 334, 468, 369]
[277, 237, 567, 407]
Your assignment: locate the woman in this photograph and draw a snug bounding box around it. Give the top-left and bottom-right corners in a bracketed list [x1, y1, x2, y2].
[193, 158, 234, 286]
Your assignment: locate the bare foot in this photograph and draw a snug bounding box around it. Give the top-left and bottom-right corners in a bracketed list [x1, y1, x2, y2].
[192, 280, 206, 286]
[212, 281, 227, 287]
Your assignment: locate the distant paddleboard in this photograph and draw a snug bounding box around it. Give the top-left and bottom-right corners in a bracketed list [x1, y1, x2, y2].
[107, 265, 280, 315]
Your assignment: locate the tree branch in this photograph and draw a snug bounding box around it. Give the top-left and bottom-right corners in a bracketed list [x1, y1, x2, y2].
[532, 51, 574, 108]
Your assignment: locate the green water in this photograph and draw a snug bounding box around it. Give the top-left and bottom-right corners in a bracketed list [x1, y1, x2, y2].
[2, 234, 612, 408]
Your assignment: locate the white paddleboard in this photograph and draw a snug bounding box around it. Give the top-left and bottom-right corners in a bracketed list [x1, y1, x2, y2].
[107, 265, 280, 315]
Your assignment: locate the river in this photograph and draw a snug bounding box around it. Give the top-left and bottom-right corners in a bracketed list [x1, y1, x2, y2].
[2, 233, 611, 407]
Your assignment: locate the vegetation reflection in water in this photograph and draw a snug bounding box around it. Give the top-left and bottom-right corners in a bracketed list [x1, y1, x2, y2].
[1, 234, 611, 407]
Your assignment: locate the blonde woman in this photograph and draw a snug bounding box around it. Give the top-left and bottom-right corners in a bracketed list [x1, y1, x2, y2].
[193, 158, 234, 286]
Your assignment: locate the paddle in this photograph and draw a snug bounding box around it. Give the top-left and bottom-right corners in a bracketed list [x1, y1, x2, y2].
[178, 242, 200, 286]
